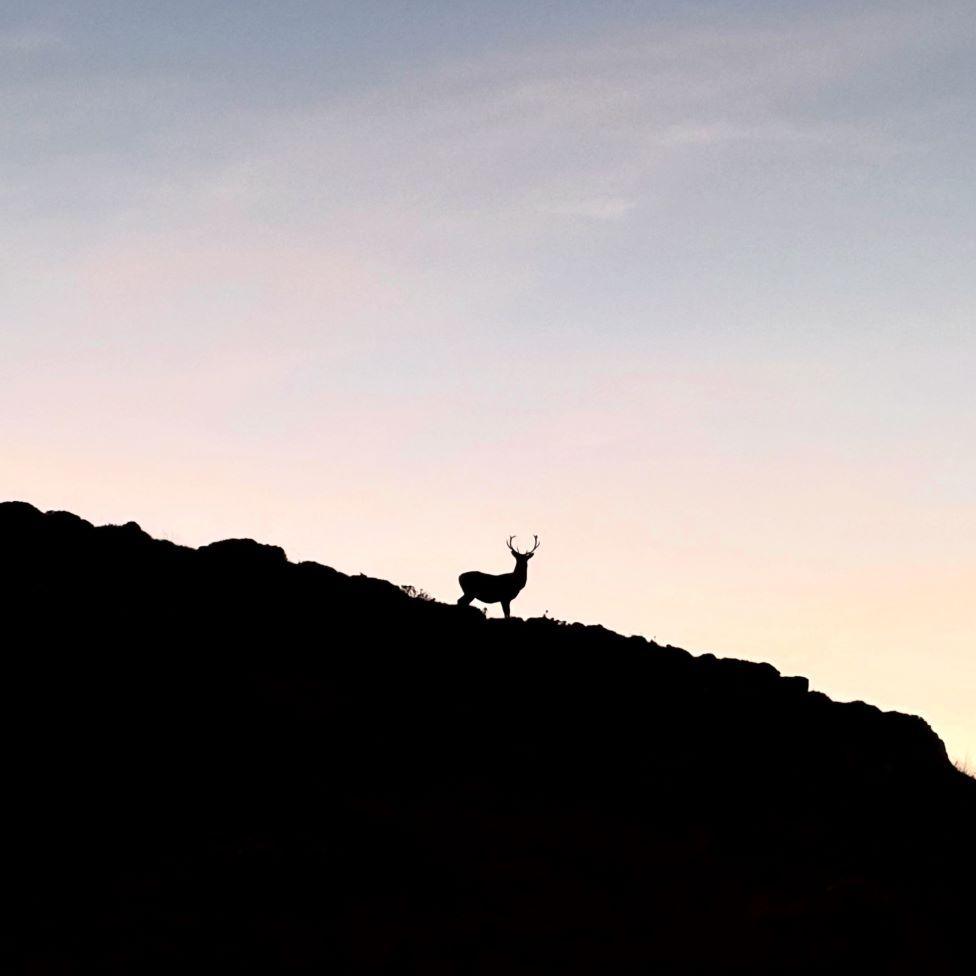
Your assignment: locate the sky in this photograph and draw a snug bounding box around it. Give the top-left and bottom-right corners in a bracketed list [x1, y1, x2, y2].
[2, 1, 973, 764]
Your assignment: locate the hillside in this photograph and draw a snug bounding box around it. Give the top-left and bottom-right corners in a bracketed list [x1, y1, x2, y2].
[5, 501, 974, 975]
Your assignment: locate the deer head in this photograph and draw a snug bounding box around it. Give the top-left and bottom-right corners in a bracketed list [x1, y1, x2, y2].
[506, 535, 540, 564]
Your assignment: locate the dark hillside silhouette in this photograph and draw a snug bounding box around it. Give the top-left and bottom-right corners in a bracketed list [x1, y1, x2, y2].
[4, 501, 974, 974]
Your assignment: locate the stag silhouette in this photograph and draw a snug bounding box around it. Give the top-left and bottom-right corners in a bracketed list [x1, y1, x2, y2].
[457, 535, 540, 618]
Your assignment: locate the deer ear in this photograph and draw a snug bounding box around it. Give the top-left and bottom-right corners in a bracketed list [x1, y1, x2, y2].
[526, 552, 534, 559]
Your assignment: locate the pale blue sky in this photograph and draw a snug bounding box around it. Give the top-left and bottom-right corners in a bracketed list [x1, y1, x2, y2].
[2, 1, 974, 762]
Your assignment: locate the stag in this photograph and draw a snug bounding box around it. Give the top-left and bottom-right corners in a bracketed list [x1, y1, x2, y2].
[457, 535, 540, 619]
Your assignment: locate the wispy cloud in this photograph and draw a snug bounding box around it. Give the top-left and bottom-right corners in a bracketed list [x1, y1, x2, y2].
[542, 197, 637, 220]
[0, 27, 64, 53]
[3, 2, 966, 237]
[170, 3, 963, 231]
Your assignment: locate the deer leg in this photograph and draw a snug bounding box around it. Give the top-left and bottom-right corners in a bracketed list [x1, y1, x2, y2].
[501, 600, 511, 619]
[457, 592, 474, 606]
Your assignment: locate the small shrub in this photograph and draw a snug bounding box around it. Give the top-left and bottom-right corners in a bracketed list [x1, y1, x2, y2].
[400, 584, 434, 602]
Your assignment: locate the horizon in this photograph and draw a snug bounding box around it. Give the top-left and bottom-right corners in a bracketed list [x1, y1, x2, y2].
[9, 493, 972, 769]
[2, 1, 973, 764]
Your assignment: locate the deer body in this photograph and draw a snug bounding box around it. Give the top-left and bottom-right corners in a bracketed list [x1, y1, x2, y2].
[458, 536, 539, 618]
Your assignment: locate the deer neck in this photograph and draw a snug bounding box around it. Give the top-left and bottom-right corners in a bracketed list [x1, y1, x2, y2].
[511, 559, 529, 584]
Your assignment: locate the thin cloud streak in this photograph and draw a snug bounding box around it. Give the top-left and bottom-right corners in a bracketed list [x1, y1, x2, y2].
[0, 27, 64, 53]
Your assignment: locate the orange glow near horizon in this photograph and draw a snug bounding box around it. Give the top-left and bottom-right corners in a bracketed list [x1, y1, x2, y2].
[5, 444, 973, 767]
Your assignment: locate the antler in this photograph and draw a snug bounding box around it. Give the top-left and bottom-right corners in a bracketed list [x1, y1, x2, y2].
[506, 535, 518, 554]
[529, 534, 541, 552]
